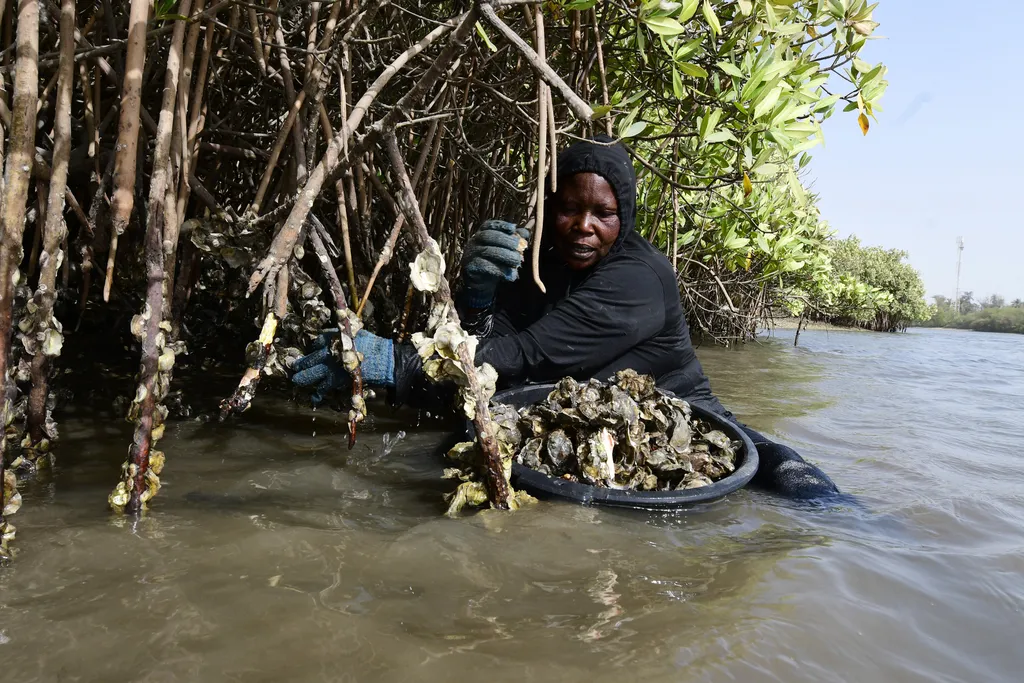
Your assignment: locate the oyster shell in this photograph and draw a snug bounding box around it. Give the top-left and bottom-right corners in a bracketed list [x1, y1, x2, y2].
[517, 437, 544, 469]
[545, 429, 574, 472]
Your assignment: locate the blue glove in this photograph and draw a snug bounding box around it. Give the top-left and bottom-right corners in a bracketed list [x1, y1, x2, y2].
[291, 329, 395, 405]
[459, 219, 531, 308]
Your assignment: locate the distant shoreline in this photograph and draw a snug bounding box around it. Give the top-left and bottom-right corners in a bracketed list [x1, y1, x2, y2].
[764, 319, 1023, 336]
[911, 325, 1023, 336]
[763, 318, 871, 333]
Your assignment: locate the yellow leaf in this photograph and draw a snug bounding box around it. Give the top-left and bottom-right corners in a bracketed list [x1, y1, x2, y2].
[742, 171, 753, 197]
[858, 112, 869, 136]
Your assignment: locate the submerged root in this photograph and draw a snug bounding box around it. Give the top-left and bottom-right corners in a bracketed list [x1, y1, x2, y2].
[220, 313, 278, 419]
[1, 469, 23, 563]
[442, 440, 535, 517]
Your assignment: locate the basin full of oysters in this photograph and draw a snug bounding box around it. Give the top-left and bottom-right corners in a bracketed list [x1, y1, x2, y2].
[489, 370, 743, 492]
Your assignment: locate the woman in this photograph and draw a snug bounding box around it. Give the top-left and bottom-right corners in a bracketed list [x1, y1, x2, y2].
[293, 137, 838, 499]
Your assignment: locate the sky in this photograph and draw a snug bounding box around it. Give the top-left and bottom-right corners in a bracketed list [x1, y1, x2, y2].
[808, 0, 1024, 303]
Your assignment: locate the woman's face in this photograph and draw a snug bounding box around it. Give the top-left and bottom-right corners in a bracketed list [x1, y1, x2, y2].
[552, 172, 621, 270]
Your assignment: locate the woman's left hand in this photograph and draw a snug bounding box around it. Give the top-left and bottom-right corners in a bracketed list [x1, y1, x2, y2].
[458, 219, 531, 308]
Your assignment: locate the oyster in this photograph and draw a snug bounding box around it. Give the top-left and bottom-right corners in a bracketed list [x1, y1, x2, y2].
[615, 369, 656, 401]
[519, 411, 549, 438]
[578, 429, 617, 487]
[579, 379, 603, 405]
[493, 370, 742, 493]
[667, 410, 692, 451]
[605, 385, 640, 427]
[680, 473, 714, 490]
[701, 429, 733, 451]
[545, 429, 574, 472]
[517, 437, 544, 469]
[548, 377, 580, 406]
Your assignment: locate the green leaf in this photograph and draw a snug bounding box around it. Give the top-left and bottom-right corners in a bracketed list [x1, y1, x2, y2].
[678, 0, 700, 22]
[704, 108, 722, 136]
[679, 62, 709, 78]
[619, 120, 648, 138]
[753, 86, 783, 119]
[852, 58, 872, 74]
[474, 22, 497, 53]
[644, 15, 685, 35]
[860, 64, 887, 90]
[753, 163, 781, 176]
[704, 130, 737, 143]
[717, 61, 744, 78]
[792, 134, 824, 153]
[675, 37, 704, 61]
[761, 59, 798, 82]
[590, 104, 614, 119]
[737, 0, 753, 16]
[563, 0, 598, 9]
[157, 13, 190, 21]
[772, 23, 806, 36]
[770, 102, 810, 127]
[672, 68, 685, 98]
[702, 0, 721, 35]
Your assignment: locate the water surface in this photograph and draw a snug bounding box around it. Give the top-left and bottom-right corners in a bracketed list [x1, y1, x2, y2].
[2, 327, 1022, 682]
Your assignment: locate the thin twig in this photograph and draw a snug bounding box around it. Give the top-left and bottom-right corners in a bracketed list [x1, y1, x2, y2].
[479, 2, 593, 122]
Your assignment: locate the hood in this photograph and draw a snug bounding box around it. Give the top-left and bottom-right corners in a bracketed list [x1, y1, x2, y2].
[546, 134, 638, 248]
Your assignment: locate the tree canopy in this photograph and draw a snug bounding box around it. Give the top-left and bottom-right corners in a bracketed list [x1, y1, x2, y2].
[587, 0, 890, 339]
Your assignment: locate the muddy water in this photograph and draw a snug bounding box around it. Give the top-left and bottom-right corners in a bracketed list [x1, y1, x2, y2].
[2, 327, 1023, 683]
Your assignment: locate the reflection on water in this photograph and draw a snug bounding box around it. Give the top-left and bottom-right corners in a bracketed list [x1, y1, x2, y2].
[2, 328, 1023, 682]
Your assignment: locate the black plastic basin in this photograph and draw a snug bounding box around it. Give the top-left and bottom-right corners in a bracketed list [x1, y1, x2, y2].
[475, 383, 759, 510]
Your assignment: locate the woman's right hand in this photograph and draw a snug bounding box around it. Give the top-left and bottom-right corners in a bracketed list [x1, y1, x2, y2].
[459, 219, 531, 308]
[291, 329, 395, 404]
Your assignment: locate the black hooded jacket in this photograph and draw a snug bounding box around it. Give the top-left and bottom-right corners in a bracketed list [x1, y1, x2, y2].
[393, 137, 723, 414]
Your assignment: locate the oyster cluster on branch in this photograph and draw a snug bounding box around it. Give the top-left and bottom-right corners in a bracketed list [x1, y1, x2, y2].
[107, 304, 185, 512]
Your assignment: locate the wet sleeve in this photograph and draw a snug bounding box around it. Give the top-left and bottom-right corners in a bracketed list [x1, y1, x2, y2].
[458, 301, 518, 339]
[388, 342, 456, 409]
[391, 291, 525, 410]
[476, 258, 665, 384]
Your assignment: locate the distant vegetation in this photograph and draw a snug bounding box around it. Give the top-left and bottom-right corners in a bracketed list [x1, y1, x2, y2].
[786, 236, 930, 333]
[919, 294, 1024, 335]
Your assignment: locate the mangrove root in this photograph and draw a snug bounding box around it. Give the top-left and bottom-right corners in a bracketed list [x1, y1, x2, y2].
[220, 312, 278, 420]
